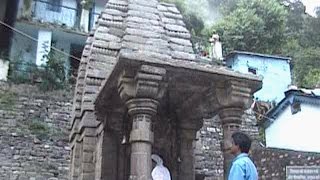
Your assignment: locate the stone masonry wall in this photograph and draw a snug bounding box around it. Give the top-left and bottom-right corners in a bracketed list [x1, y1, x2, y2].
[251, 146, 320, 180]
[195, 110, 259, 180]
[196, 108, 320, 180]
[1, 82, 320, 180]
[0, 82, 72, 180]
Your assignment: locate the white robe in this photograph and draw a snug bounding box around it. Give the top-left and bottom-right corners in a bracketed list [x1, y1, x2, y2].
[151, 154, 171, 180]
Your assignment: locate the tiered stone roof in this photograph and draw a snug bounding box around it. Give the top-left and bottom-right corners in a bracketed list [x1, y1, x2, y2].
[70, 0, 197, 146]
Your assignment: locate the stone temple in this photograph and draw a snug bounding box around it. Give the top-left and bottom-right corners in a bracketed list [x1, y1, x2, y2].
[69, 0, 262, 179]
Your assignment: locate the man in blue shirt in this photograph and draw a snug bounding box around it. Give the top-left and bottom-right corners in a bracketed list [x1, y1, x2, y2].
[228, 132, 258, 180]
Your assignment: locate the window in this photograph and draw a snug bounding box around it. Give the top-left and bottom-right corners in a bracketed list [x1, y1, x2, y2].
[46, 0, 62, 12]
[248, 67, 257, 74]
[290, 101, 301, 115]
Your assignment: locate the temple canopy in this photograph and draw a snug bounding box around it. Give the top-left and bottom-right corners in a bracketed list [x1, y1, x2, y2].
[69, 0, 262, 180]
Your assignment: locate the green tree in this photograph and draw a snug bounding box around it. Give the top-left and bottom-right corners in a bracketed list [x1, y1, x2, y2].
[300, 15, 320, 48]
[293, 47, 320, 88]
[160, 0, 206, 54]
[282, 3, 320, 88]
[184, 13, 205, 36]
[39, 51, 67, 91]
[160, 0, 205, 36]
[160, 0, 186, 13]
[161, 0, 320, 88]
[282, 0, 306, 37]
[216, 0, 238, 15]
[212, 0, 288, 55]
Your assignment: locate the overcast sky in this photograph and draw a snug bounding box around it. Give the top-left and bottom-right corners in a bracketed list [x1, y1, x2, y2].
[302, 0, 320, 16]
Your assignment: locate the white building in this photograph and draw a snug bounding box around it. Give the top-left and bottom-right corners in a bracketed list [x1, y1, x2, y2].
[263, 88, 320, 153]
[7, 0, 107, 78]
[226, 51, 292, 103]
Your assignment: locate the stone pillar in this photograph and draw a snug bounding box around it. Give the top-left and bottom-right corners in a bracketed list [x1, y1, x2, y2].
[118, 65, 167, 180]
[127, 98, 158, 180]
[178, 127, 197, 180]
[0, 58, 9, 81]
[219, 108, 243, 179]
[80, 8, 90, 33]
[176, 92, 205, 180]
[36, 30, 52, 66]
[80, 135, 96, 180]
[70, 139, 81, 180]
[95, 123, 104, 180]
[216, 80, 253, 180]
[79, 0, 92, 33]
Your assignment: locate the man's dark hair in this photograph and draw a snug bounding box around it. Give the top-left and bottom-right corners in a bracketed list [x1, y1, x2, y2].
[231, 132, 252, 153]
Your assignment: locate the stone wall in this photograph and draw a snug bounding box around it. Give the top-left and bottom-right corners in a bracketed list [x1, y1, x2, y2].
[0, 82, 72, 180]
[195, 110, 259, 180]
[1, 82, 320, 180]
[195, 108, 320, 180]
[252, 146, 320, 180]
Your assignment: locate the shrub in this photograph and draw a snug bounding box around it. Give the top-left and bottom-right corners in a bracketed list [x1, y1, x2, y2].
[28, 119, 51, 140]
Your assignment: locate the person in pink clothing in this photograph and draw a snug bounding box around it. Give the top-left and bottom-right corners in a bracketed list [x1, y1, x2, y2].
[151, 154, 171, 180]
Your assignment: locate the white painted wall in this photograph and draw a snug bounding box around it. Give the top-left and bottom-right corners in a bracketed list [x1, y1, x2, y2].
[265, 103, 320, 153]
[33, 0, 77, 28]
[10, 20, 86, 83]
[0, 59, 9, 81]
[36, 30, 52, 66]
[80, 9, 90, 32]
[227, 54, 291, 103]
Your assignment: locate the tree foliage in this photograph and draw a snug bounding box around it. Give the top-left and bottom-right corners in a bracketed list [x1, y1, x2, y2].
[212, 0, 287, 54]
[211, 0, 320, 88]
[160, 0, 205, 37]
[161, 0, 320, 88]
[39, 51, 67, 91]
[281, 1, 320, 88]
[293, 48, 320, 88]
[8, 51, 68, 91]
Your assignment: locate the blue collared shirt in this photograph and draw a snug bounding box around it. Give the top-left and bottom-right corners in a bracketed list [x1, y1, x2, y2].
[228, 153, 258, 180]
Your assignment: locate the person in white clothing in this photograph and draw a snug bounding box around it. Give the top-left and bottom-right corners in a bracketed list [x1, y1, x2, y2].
[151, 154, 171, 180]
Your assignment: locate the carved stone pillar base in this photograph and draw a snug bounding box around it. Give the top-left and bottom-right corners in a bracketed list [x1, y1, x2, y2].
[219, 108, 243, 179]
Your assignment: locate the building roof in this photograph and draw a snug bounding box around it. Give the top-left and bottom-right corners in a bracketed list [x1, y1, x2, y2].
[262, 88, 320, 128]
[226, 51, 292, 62]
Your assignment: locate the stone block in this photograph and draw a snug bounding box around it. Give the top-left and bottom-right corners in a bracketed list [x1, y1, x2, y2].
[81, 173, 95, 180]
[126, 28, 161, 38]
[83, 152, 94, 163]
[128, 4, 158, 14]
[169, 37, 192, 47]
[130, 0, 158, 8]
[82, 163, 95, 173]
[128, 10, 159, 20]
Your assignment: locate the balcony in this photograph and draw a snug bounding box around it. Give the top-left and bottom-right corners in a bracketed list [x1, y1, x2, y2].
[32, 0, 79, 29]
[18, 0, 103, 33]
